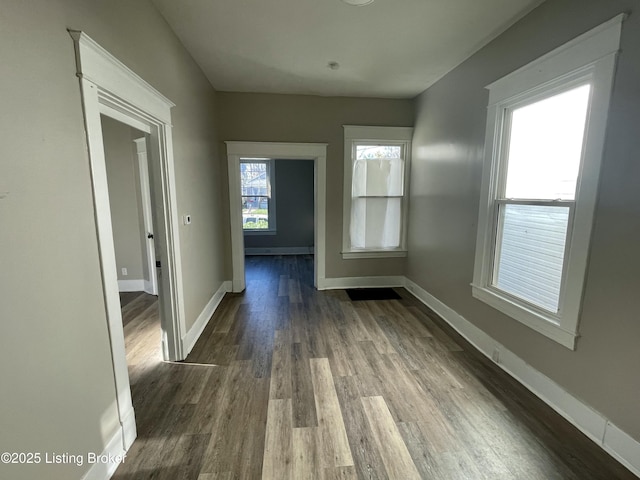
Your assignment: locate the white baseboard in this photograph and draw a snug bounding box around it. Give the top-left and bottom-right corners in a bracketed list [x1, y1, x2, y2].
[403, 276, 640, 477]
[182, 280, 232, 355]
[317, 275, 405, 291]
[245, 246, 314, 255]
[117, 279, 145, 292]
[143, 279, 155, 295]
[80, 425, 128, 480]
[603, 423, 640, 477]
[120, 405, 137, 451]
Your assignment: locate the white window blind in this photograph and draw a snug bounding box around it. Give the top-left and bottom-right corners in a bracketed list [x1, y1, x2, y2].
[494, 204, 570, 312]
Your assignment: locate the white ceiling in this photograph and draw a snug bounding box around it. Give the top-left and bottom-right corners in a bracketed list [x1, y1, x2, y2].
[152, 0, 544, 99]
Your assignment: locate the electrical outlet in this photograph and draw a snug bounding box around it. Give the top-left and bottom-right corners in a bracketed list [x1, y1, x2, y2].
[121, 267, 128, 276]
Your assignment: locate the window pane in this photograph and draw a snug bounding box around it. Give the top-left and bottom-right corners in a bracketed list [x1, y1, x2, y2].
[494, 204, 570, 312]
[356, 145, 401, 160]
[352, 157, 404, 197]
[240, 162, 269, 196]
[504, 84, 590, 200]
[350, 197, 401, 249]
[242, 196, 269, 229]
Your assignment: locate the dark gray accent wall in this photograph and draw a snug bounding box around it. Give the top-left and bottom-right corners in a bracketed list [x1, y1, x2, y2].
[408, 0, 640, 441]
[244, 159, 314, 250]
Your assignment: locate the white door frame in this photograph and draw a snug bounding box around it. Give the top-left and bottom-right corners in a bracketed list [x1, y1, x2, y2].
[226, 142, 327, 291]
[134, 137, 159, 296]
[70, 31, 187, 450]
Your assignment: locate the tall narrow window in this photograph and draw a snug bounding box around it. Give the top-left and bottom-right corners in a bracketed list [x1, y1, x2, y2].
[343, 126, 412, 258]
[240, 159, 276, 232]
[493, 84, 590, 313]
[472, 15, 623, 348]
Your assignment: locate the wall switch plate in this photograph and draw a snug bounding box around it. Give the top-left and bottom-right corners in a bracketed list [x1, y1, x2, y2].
[121, 267, 128, 276]
[183, 214, 192, 225]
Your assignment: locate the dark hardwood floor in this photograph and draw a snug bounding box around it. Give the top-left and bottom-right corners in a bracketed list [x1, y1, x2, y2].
[114, 255, 635, 479]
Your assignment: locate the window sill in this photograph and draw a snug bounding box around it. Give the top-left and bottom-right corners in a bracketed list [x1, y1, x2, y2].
[342, 250, 407, 259]
[471, 284, 577, 350]
[243, 230, 277, 236]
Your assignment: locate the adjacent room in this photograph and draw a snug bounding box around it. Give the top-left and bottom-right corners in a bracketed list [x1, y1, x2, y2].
[1, 0, 639, 479]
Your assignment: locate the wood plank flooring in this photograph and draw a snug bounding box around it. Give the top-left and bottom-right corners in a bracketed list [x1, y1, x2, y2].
[114, 255, 636, 479]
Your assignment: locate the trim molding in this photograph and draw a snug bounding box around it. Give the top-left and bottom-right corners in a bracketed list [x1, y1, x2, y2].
[342, 250, 407, 259]
[317, 275, 405, 291]
[225, 142, 327, 292]
[342, 126, 413, 257]
[182, 280, 232, 355]
[134, 137, 159, 297]
[245, 246, 314, 255]
[486, 13, 626, 99]
[80, 426, 127, 480]
[69, 30, 189, 478]
[603, 423, 640, 476]
[70, 30, 185, 363]
[473, 15, 624, 350]
[69, 30, 174, 122]
[319, 274, 640, 475]
[403, 276, 640, 477]
[120, 405, 137, 451]
[117, 279, 145, 292]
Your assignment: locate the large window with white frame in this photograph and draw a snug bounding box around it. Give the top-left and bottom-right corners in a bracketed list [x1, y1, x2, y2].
[472, 15, 624, 349]
[240, 159, 276, 233]
[342, 126, 413, 258]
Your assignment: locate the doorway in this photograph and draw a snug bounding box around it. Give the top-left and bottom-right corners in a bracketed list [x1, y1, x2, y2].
[70, 30, 187, 452]
[226, 142, 328, 292]
[101, 116, 158, 297]
[133, 138, 159, 296]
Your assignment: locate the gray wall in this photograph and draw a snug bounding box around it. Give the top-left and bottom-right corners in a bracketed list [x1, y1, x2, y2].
[218, 92, 414, 278]
[0, 1, 227, 479]
[408, 0, 640, 442]
[244, 159, 314, 251]
[102, 116, 145, 282]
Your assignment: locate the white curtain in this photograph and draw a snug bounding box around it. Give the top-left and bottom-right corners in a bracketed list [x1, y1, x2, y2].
[351, 156, 403, 249]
